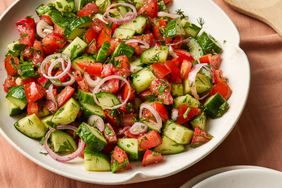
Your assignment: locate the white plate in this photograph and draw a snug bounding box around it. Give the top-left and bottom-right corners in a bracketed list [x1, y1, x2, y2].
[180, 165, 277, 187]
[0, 0, 250, 185]
[192, 166, 282, 188]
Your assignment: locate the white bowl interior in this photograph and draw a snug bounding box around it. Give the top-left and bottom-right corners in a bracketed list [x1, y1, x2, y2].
[0, 0, 250, 185]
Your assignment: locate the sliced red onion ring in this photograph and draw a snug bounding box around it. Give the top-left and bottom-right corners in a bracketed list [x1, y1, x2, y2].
[44, 125, 85, 163]
[188, 63, 209, 100]
[36, 19, 53, 38]
[88, 115, 105, 132]
[126, 39, 150, 49]
[92, 75, 131, 110]
[129, 122, 148, 135]
[40, 53, 71, 80]
[118, 126, 130, 136]
[84, 73, 102, 88]
[48, 84, 58, 110]
[158, 11, 181, 19]
[103, 2, 137, 24]
[139, 103, 162, 131]
[170, 38, 190, 46]
[171, 108, 179, 121]
[169, 45, 178, 58]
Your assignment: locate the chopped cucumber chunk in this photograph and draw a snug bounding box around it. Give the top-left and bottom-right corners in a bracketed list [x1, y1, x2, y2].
[14, 114, 47, 139]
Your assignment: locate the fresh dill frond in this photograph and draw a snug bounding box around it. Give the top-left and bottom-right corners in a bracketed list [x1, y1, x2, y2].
[197, 17, 205, 28]
[176, 9, 187, 19]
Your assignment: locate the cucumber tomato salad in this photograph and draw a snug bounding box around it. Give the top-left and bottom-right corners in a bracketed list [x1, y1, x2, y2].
[3, 0, 232, 173]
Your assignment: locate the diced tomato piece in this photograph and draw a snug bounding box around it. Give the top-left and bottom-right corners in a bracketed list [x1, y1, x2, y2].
[16, 17, 35, 46]
[210, 81, 232, 100]
[77, 2, 99, 17]
[111, 23, 120, 33]
[97, 26, 112, 48]
[77, 79, 90, 91]
[4, 55, 19, 76]
[164, 58, 182, 83]
[77, 62, 103, 77]
[56, 86, 75, 107]
[22, 78, 36, 84]
[46, 87, 57, 101]
[138, 130, 162, 150]
[108, 39, 119, 53]
[32, 41, 44, 65]
[151, 63, 171, 79]
[210, 54, 222, 69]
[138, 0, 158, 18]
[83, 28, 97, 44]
[180, 60, 192, 79]
[103, 123, 117, 143]
[114, 55, 130, 77]
[199, 54, 212, 63]
[176, 104, 201, 124]
[121, 113, 136, 127]
[158, 92, 173, 105]
[38, 75, 48, 87]
[24, 82, 46, 103]
[101, 63, 115, 77]
[163, 0, 173, 5]
[213, 69, 225, 84]
[121, 83, 135, 101]
[100, 79, 119, 93]
[191, 127, 213, 147]
[111, 146, 131, 172]
[199, 54, 222, 70]
[42, 33, 67, 55]
[142, 150, 164, 167]
[73, 70, 83, 82]
[150, 78, 171, 95]
[151, 101, 169, 121]
[92, 18, 106, 33]
[174, 49, 194, 62]
[40, 15, 53, 25]
[3, 77, 16, 93]
[105, 110, 120, 127]
[45, 100, 57, 113]
[27, 102, 39, 116]
[53, 24, 65, 36]
[86, 39, 98, 54]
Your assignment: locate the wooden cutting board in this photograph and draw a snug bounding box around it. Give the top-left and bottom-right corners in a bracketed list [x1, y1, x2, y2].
[224, 0, 282, 36]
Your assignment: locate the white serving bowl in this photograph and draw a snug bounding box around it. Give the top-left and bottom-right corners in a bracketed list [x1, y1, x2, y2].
[0, 0, 250, 184]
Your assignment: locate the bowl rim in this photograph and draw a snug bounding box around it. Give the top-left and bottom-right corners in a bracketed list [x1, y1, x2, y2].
[0, 0, 250, 185]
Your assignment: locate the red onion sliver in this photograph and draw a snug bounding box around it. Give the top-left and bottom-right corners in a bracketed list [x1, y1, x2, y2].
[40, 53, 71, 80]
[44, 125, 85, 163]
[103, 3, 137, 24]
[169, 45, 178, 58]
[88, 115, 105, 132]
[84, 73, 102, 88]
[171, 108, 179, 121]
[92, 75, 131, 110]
[129, 122, 148, 135]
[158, 11, 181, 19]
[170, 38, 190, 46]
[48, 84, 58, 110]
[139, 103, 162, 131]
[126, 39, 150, 49]
[188, 63, 209, 99]
[36, 19, 53, 38]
